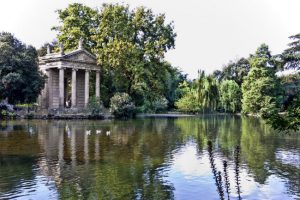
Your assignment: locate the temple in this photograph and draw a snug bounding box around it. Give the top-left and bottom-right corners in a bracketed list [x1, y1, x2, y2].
[38, 40, 100, 110]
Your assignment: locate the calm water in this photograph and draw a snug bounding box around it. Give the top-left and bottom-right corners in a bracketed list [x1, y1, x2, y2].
[0, 116, 299, 200]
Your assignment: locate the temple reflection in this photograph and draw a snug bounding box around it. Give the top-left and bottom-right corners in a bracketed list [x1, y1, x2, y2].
[0, 117, 299, 199]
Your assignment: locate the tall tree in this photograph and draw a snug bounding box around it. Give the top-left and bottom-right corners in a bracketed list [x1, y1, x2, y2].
[213, 57, 250, 86]
[53, 3, 177, 106]
[282, 33, 300, 69]
[263, 35, 300, 131]
[0, 32, 45, 104]
[242, 44, 282, 115]
[52, 3, 99, 52]
[197, 72, 219, 113]
[219, 80, 241, 113]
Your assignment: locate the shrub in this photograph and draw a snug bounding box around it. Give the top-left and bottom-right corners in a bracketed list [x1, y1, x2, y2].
[175, 91, 201, 113]
[110, 93, 136, 119]
[0, 102, 16, 119]
[140, 96, 169, 113]
[87, 96, 103, 115]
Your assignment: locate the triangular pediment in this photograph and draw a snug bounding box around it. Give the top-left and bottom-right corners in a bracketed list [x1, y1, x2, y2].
[64, 49, 96, 63]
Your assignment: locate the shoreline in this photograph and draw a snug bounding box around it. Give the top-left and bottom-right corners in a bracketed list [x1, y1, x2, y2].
[1, 111, 257, 120]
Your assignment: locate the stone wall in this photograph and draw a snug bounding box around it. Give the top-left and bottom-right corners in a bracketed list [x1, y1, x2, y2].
[76, 70, 85, 108]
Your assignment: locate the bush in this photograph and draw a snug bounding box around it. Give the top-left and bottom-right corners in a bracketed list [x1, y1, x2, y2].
[110, 93, 136, 119]
[139, 96, 169, 113]
[87, 96, 103, 115]
[0, 102, 16, 119]
[175, 91, 200, 113]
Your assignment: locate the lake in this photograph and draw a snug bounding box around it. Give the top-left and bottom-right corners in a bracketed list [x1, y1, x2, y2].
[0, 116, 299, 199]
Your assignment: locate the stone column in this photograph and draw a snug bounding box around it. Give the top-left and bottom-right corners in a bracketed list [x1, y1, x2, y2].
[95, 70, 100, 99]
[71, 68, 77, 108]
[84, 70, 90, 107]
[59, 67, 65, 108]
[45, 69, 50, 108]
[40, 69, 49, 109]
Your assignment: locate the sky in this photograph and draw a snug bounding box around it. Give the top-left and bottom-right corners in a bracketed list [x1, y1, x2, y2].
[0, 0, 300, 79]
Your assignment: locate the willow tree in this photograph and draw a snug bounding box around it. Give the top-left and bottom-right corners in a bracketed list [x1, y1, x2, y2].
[197, 72, 219, 113]
[219, 80, 241, 113]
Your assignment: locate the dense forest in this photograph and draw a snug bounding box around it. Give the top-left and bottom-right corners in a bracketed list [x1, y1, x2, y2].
[0, 3, 299, 131]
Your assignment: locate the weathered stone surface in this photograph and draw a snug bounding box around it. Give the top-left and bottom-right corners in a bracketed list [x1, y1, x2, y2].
[38, 43, 101, 111]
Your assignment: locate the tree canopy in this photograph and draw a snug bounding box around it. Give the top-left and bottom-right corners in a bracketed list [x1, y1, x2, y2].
[282, 33, 300, 69]
[53, 3, 178, 108]
[219, 80, 241, 113]
[0, 32, 45, 104]
[242, 44, 282, 115]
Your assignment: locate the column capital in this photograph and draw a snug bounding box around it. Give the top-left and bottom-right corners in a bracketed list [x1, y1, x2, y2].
[72, 68, 78, 71]
[58, 66, 66, 70]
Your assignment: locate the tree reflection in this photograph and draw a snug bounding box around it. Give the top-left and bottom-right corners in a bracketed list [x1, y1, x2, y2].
[223, 160, 230, 200]
[0, 117, 299, 199]
[208, 141, 225, 200]
[175, 115, 300, 199]
[234, 146, 241, 200]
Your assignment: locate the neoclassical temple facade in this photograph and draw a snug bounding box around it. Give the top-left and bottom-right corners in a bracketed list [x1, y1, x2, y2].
[38, 41, 100, 110]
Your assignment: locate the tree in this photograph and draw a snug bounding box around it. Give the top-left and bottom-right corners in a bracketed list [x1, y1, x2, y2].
[175, 81, 200, 113]
[37, 40, 58, 57]
[198, 74, 219, 113]
[0, 32, 45, 104]
[262, 34, 300, 132]
[263, 96, 300, 131]
[53, 3, 177, 107]
[241, 44, 282, 115]
[213, 58, 250, 86]
[281, 33, 300, 69]
[219, 80, 241, 113]
[110, 92, 136, 119]
[52, 3, 99, 52]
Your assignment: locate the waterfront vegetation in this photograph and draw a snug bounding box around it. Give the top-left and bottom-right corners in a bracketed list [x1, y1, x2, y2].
[0, 3, 299, 129]
[0, 3, 299, 200]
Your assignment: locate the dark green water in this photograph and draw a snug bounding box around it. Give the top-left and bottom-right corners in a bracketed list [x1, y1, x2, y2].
[0, 116, 299, 200]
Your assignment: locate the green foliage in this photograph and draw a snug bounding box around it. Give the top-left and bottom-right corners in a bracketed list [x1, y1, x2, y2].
[54, 3, 178, 107]
[0, 32, 45, 104]
[242, 44, 282, 115]
[175, 81, 200, 113]
[110, 93, 137, 119]
[52, 3, 99, 52]
[162, 64, 187, 108]
[198, 73, 219, 113]
[263, 96, 300, 132]
[37, 40, 58, 57]
[0, 103, 16, 119]
[214, 58, 250, 85]
[140, 96, 168, 113]
[282, 33, 300, 69]
[219, 80, 241, 113]
[87, 96, 103, 115]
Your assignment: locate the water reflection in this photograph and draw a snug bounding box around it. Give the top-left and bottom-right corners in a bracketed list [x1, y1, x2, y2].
[0, 116, 299, 199]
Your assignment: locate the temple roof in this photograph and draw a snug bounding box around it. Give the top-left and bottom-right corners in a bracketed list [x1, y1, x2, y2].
[39, 48, 97, 65]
